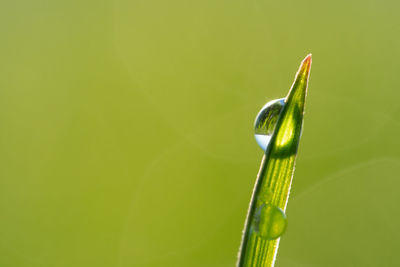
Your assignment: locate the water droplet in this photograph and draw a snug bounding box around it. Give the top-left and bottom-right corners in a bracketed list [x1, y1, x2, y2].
[257, 187, 273, 204]
[253, 203, 287, 240]
[254, 98, 285, 151]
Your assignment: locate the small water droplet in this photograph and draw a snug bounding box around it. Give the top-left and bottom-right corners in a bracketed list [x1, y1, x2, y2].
[254, 98, 285, 151]
[257, 187, 273, 204]
[253, 203, 287, 240]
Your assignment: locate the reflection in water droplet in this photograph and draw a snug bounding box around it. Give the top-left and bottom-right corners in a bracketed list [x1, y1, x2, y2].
[253, 203, 287, 240]
[254, 98, 285, 151]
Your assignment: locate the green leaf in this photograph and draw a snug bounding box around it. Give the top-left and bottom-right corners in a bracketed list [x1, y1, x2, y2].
[237, 55, 312, 267]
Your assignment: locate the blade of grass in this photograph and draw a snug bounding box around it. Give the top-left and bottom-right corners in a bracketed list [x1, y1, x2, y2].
[237, 55, 312, 267]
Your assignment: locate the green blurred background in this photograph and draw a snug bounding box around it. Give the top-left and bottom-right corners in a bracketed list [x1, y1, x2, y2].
[1, 0, 399, 266]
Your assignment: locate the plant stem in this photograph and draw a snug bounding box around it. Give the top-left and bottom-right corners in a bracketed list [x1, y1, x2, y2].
[237, 55, 312, 267]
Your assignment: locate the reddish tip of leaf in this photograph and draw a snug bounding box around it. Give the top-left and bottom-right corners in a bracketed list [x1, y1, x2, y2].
[304, 53, 312, 63]
[297, 54, 312, 81]
[302, 54, 312, 72]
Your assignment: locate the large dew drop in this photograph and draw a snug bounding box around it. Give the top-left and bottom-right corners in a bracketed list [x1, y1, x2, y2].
[254, 98, 285, 151]
[252, 203, 287, 240]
